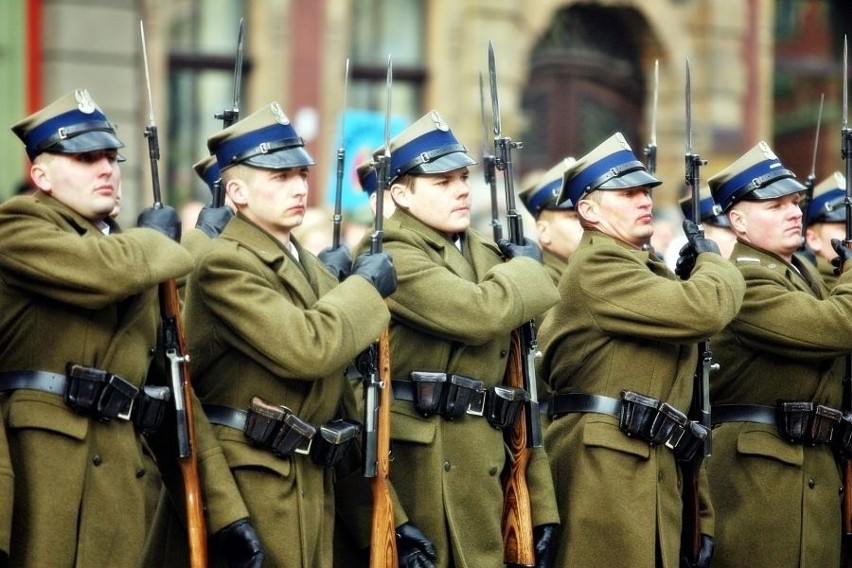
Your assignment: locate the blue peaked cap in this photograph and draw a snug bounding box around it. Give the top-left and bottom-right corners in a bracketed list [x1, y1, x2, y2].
[387, 111, 476, 182]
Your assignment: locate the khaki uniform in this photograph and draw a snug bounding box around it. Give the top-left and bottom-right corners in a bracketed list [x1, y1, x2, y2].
[708, 242, 850, 567]
[0, 194, 212, 567]
[538, 230, 745, 567]
[371, 209, 560, 567]
[0, 399, 11, 558]
[816, 254, 838, 289]
[542, 248, 569, 287]
[183, 214, 389, 568]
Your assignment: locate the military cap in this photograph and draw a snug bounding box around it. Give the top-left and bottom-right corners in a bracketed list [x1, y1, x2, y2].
[11, 88, 124, 161]
[807, 171, 846, 225]
[357, 160, 379, 195]
[519, 158, 577, 217]
[708, 141, 805, 212]
[207, 102, 315, 171]
[559, 132, 660, 206]
[193, 154, 220, 194]
[387, 110, 476, 182]
[679, 186, 730, 228]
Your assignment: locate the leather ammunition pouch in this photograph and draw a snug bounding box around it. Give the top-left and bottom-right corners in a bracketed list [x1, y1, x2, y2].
[133, 386, 171, 435]
[208, 398, 357, 467]
[776, 401, 842, 445]
[400, 372, 527, 430]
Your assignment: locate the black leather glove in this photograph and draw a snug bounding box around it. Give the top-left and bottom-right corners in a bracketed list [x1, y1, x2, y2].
[683, 219, 720, 256]
[675, 241, 698, 281]
[195, 205, 233, 239]
[352, 251, 397, 298]
[137, 205, 181, 242]
[680, 534, 714, 568]
[534, 523, 558, 568]
[498, 237, 543, 263]
[396, 522, 437, 568]
[211, 518, 265, 568]
[318, 244, 353, 281]
[831, 238, 852, 276]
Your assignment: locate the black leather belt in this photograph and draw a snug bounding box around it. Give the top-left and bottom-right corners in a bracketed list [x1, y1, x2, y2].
[0, 370, 68, 395]
[391, 379, 487, 416]
[712, 404, 776, 426]
[203, 404, 249, 431]
[549, 393, 622, 419]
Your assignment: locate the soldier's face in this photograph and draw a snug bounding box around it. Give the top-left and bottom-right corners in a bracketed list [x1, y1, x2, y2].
[30, 149, 121, 222]
[805, 222, 846, 261]
[230, 166, 309, 243]
[729, 193, 804, 260]
[582, 187, 654, 248]
[537, 209, 584, 259]
[393, 168, 472, 236]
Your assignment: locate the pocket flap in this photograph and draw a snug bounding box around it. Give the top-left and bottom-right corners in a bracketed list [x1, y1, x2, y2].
[582, 418, 650, 460]
[216, 427, 291, 477]
[736, 426, 803, 466]
[8, 391, 88, 441]
[390, 408, 437, 445]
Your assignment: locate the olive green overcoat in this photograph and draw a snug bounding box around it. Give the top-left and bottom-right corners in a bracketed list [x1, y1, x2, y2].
[183, 213, 390, 568]
[0, 399, 11, 558]
[708, 242, 852, 568]
[0, 194, 197, 567]
[538, 230, 745, 568]
[360, 209, 560, 568]
[542, 248, 569, 287]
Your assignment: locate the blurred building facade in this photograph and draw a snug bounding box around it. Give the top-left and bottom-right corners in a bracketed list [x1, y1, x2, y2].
[0, 0, 848, 231]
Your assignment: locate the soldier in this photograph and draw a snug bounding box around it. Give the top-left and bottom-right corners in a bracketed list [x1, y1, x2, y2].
[804, 171, 847, 287]
[518, 157, 583, 286]
[0, 400, 10, 564]
[183, 102, 396, 567]
[0, 89, 260, 567]
[359, 110, 561, 567]
[537, 132, 745, 567]
[706, 143, 852, 567]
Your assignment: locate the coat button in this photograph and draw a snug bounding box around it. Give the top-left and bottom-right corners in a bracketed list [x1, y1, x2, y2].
[489, 466, 498, 476]
[500, 350, 507, 357]
[443, 461, 451, 472]
[808, 478, 815, 489]
[136, 469, 146, 479]
[92, 455, 102, 466]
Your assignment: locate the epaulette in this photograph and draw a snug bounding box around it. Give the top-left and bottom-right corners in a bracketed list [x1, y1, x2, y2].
[735, 256, 761, 265]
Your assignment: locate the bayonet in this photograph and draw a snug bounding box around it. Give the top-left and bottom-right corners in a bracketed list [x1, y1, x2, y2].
[480, 71, 502, 242]
[645, 59, 659, 174]
[332, 58, 350, 248]
[211, 19, 245, 207]
[140, 20, 162, 207]
[801, 93, 825, 241]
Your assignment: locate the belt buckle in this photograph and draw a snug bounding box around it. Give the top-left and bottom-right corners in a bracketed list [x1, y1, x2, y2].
[295, 437, 313, 456]
[466, 388, 487, 417]
[117, 397, 135, 422]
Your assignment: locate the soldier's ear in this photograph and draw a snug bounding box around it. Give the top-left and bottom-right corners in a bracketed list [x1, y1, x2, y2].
[390, 182, 410, 210]
[225, 178, 249, 207]
[576, 199, 598, 225]
[536, 219, 552, 246]
[29, 163, 52, 193]
[728, 207, 747, 235]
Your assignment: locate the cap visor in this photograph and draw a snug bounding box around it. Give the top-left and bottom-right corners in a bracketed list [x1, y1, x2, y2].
[597, 169, 661, 190]
[242, 146, 316, 170]
[746, 177, 806, 201]
[49, 131, 125, 154]
[810, 209, 846, 224]
[409, 152, 477, 176]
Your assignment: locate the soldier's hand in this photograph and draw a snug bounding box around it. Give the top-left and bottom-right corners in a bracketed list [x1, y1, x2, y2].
[498, 237, 543, 263]
[318, 244, 353, 281]
[683, 219, 720, 256]
[352, 251, 397, 298]
[396, 522, 437, 568]
[675, 241, 698, 281]
[831, 238, 852, 276]
[680, 534, 714, 568]
[533, 523, 558, 568]
[137, 205, 181, 242]
[211, 517, 265, 568]
[195, 204, 233, 239]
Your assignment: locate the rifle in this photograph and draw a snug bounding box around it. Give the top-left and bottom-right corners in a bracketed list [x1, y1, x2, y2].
[362, 55, 398, 568]
[800, 93, 825, 245]
[840, 35, 852, 536]
[644, 59, 659, 175]
[141, 22, 207, 567]
[212, 18, 245, 208]
[480, 71, 503, 242]
[332, 58, 350, 248]
[489, 40, 538, 568]
[680, 59, 714, 566]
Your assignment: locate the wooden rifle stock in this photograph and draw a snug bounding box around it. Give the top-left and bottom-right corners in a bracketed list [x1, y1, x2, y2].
[159, 279, 208, 568]
[369, 328, 398, 567]
[501, 330, 535, 567]
[844, 459, 852, 534]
